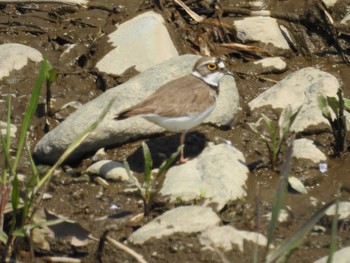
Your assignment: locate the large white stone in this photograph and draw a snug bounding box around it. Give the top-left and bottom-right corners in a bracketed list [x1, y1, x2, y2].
[159, 144, 248, 211]
[248, 67, 341, 132]
[0, 43, 42, 80]
[233, 16, 290, 50]
[314, 247, 350, 263]
[96, 11, 178, 75]
[128, 206, 220, 244]
[293, 138, 327, 163]
[34, 55, 239, 164]
[200, 225, 268, 252]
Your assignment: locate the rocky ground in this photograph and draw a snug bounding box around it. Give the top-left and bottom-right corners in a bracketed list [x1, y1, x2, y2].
[1, 0, 350, 262]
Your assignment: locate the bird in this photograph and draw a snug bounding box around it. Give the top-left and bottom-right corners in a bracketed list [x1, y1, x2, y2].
[114, 56, 231, 163]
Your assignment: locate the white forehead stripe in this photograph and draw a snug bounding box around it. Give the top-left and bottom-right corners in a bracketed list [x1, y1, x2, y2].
[218, 61, 225, 68]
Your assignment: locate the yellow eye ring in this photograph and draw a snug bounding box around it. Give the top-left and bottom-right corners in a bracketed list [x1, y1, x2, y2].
[207, 63, 217, 70]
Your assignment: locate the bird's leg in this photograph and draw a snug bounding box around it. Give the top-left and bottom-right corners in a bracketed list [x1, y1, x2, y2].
[178, 132, 188, 164]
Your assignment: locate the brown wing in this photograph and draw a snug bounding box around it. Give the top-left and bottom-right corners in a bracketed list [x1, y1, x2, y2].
[115, 75, 216, 119]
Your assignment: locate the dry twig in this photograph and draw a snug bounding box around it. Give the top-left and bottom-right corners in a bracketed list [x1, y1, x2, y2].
[41, 256, 82, 263]
[98, 226, 147, 263]
[106, 236, 148, 263]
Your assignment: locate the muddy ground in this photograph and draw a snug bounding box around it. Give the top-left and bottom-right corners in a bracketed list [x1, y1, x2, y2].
[1, 0, 350, 262]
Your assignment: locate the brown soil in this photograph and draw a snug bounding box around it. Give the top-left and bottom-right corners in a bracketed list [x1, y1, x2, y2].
[1, 0, 350, 262]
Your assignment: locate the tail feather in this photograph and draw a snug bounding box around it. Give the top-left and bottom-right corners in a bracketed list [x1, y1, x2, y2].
[114, 110, 130, 120]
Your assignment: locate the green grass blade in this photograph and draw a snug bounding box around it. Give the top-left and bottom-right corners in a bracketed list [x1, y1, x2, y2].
[157, 145, 183, 177]
[343, 98, 350, 111]
[26, 140, 39, 184]
[12, 58, 49, 174]
[248, 122, 270, 142]
[142, 142, 153, 186]
[318, 95, 331, 118]
[37, 97, 116, 190]
[1, 95, 12, 181]
[123, 160, 142, 191]
[327, 199, 339, 263]
[12, 218, 63, 237]
[265, 144, 293, 255]
[278, 105, 292, 139]
[0, 230, 8, 244]
[10, 174, 20, 231]
[262, 114, 275, 138]
[327, 96, 339, 117]
[266, 199, 337, 263]
[279, 105, 301, 143]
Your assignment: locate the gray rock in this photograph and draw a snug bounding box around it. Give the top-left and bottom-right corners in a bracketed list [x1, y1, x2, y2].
[86, 160, 128, 181]
[128, 206, 220, 244]
[293, 138, 327, 163]
[200, 225, 268, 252]
[96, 11, 178, 75]
[253, 57, 287, 73]
[0, 121, 17, 138]
[34, 55, 239, 164]
[241, 57, 287, 75]
[159, 144, 248, 211]
[248, 67, 341, 132]
[325, 201, 350, 220]
[0, 43, 42, 79]
[314, 247, 350, 263]
[233, 16, 291, 51]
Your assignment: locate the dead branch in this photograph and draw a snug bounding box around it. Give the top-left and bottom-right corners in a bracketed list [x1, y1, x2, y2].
[220, 43, 272, 57]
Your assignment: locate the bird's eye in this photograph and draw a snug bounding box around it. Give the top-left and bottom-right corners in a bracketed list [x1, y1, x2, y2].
[207, 63, 217, 70]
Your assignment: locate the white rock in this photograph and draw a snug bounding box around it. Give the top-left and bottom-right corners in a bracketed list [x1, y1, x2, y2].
[314, 246, 350, 263]
[341, 13, 350, 25]
[288, 176, 308, 194]
[86, 160, 128, 181]
[200, 225, 268, 252]
[0, 121, 17, 138]
[96, 11, 178, 75]
[264, 209, 290, 223]
[325, 201, 350, 220]
[128, 206, 220, 244]
[310, 196, 319, 207]
[42, 193, 53, 200]
[34, 55, 239, 164]
[253, 57, 287, 72]
[293, 138, 327, 163]
[248, 67, 341, 132]
[322, 0, 338, 7]
[159, 144, 248, 211]
[233, 16, 290, 50]
[241, 57, 287, 75]
[0, 43, 42, 80]
[92, 148, 108, 161]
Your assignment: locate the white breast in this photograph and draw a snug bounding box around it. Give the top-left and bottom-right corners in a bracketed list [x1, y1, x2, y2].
[143, 103, 216, 132]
